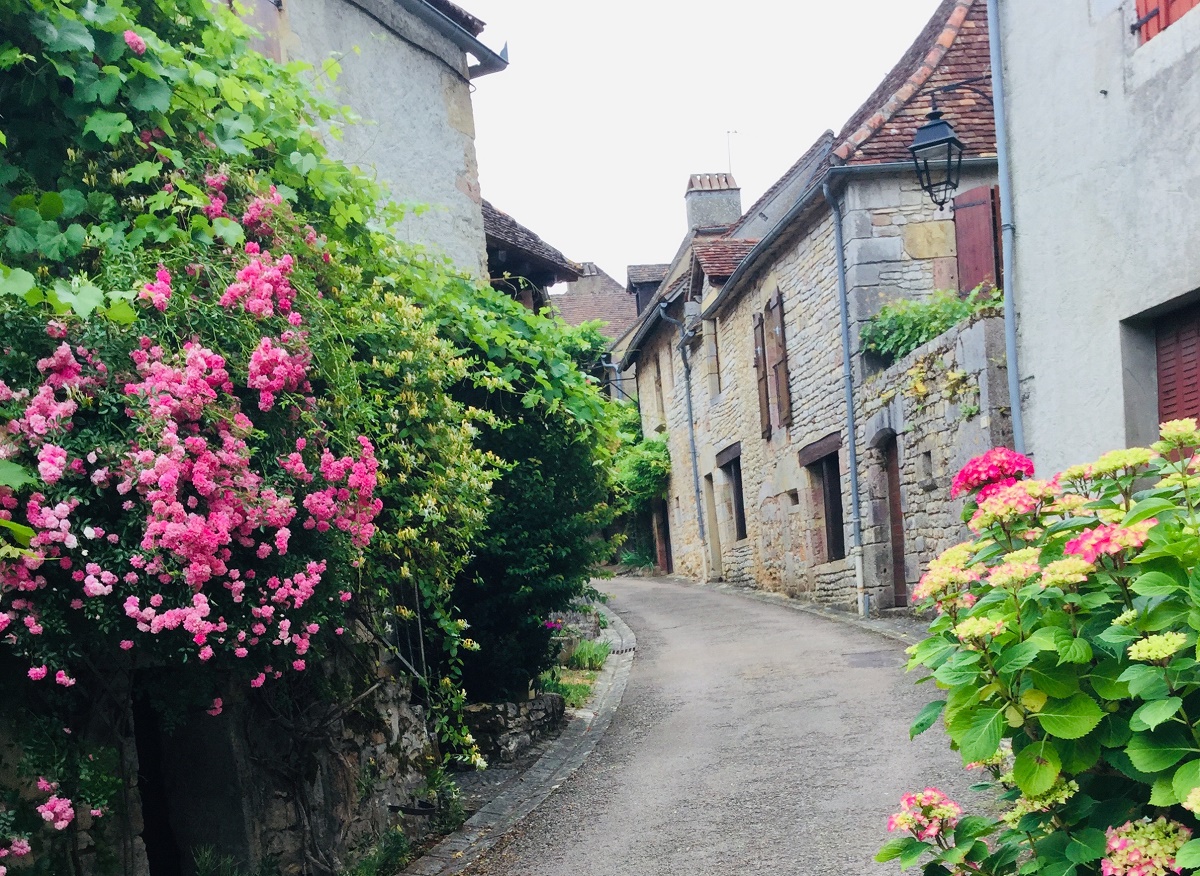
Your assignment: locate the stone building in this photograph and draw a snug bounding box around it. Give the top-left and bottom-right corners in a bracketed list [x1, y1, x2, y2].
[618, 0, 1011, 610]
[481, 200, 580, 310]
[237, 0, 507, 276]
[550, 262, 638, 340]
[997, 0, 1200, 474]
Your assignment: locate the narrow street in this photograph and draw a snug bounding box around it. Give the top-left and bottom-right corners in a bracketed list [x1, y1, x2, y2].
[464, 576, 979, 876]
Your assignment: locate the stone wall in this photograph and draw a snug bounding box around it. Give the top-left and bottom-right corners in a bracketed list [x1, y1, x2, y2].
[463, 694, 566, 764]
[855, 316, 1012, 609]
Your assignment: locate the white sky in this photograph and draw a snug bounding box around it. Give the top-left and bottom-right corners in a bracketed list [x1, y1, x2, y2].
[466, 0, 943, 282]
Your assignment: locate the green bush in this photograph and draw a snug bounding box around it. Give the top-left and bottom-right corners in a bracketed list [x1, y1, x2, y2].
[567, 640, 611, 671]
[860, 287, 1002, 363]
[881, 422, 1200, 876]
[611, 402, 671, 516]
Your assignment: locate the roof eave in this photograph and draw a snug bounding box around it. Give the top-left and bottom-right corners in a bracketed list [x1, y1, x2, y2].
[396, 0, 509, 78]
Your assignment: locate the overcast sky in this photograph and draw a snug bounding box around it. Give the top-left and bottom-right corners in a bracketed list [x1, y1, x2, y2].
[464, 0, 943, 282]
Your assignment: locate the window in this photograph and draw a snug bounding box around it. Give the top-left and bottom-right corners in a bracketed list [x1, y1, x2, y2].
[716, 443, 748, 541]
[1135, 0, 1200, 42]
[798, 433, 845, 563]
[752, 289, 793, 437]
[1156, 301, 1200, 421]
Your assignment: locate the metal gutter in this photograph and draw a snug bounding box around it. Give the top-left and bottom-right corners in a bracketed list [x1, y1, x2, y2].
[823, 181, 867, 614]
[702, 157, 999, 321]
[987, 0, 1025, 454]
[657, 304, 708, 549]
[394, 0, 509, 78]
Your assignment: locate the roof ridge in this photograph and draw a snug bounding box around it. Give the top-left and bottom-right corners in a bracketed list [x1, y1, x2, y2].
[733, 131, 835, 232]
[832, 0, 975, 163]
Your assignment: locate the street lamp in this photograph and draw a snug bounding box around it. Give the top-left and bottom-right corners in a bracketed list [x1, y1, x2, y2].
[908, 104, 965, 208]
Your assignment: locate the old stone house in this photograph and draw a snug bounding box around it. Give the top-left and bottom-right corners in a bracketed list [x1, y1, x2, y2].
[619, 0, 1013, 610]
[481, 200, 580, 309]
[550, 263, 638, 340]
[997, 0, 1200, 474]
[234, 0, 507, 276]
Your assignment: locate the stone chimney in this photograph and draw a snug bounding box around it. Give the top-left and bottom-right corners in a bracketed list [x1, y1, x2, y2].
[685, 173, 741, 230]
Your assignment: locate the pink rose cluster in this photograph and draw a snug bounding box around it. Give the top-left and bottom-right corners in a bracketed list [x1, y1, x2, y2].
[887, 787, 962, 842]
[950, 447, 1035, 500]
[1, 271, 380, 692]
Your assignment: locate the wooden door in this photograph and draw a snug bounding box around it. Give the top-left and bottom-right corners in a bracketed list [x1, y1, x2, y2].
[882, 437, 907, 605]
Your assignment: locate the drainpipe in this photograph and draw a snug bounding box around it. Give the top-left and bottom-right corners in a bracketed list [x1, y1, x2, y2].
[822, 182, 867, 616]
[987, 0, 1026, 454]
[657, 304, 708, 553]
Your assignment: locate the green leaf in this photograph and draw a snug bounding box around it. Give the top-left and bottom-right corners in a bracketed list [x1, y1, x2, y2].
[1131, 697, 1182, 732]
[83, 110, 133, 144]
[1133, 570, 1184, 597]
[127, 161, 161, 184]
[1065, 828, 1107, 865]
[1173, 759, 1200, 804]
[0, 460, 35, 489]
[1057, 734, 1101, 772]
[211, 216, 244, 245]
[0, 518, 34, 547]
[876, 836, 916, 863]
[900, 840, 932, 870]
[910, 699, 945, 739]
[1127, 726, 1197, 773]
[1176, 839, 1200, 870]
[1026, 662, 1081, 698]
[1120, 663, 1170, 699]
[1124, 497, 1177, 526]
[961, 708, 1005, 764]
[995, 639, 1043, 674]
[37, 191, 64, 220]
[127, 77, 172, 113]
[1151, 774, 1181, 805]
[952, 816, 996, 846]
[59, 189, 87, 219]
[103, 298, 137, 325]
[1013, 739, 1061, 796]
[1057, 637, 1093, 665]
[0, 265, 35, 298]
[1037, 693, 1104, 740]
[1089, 659, 1131, 700]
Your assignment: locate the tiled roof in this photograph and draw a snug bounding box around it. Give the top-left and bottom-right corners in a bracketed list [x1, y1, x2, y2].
[627, 264, 670, 286]
[424, 0, 485, 36]
[734, 132, 834, 234]
[551, 264, 639, 338]
[693, 239, 760, 280]
[833, 0, 996, 165]
[481, 200, 580, 279]
[686, 173, 738, 193]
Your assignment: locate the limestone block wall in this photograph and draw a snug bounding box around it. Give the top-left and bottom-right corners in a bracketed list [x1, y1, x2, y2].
[854, 316, 1012, 609]
[464, 694, 566, 764]
[281, 0, 488, 277]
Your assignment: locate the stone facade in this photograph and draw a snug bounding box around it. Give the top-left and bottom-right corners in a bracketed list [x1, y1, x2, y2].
[856, 316, 1012, 609]
[276, 0, 496, 277]
[1000, 0, 1200, 473]
[463, 694, 566, 764]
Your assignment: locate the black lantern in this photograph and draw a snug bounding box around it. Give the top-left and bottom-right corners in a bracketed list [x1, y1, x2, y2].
[909, 107, 965, 207]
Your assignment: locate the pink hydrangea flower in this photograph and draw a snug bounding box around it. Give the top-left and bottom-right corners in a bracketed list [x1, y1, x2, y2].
[951, 448, 1035, 498]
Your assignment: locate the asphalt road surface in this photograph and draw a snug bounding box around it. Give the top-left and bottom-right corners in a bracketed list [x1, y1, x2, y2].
[463, 576, 982, 876]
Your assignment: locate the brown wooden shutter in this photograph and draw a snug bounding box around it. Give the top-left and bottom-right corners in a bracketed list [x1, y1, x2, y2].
[953, 186, 1002, 294]
[1157, 303, 1200, 422]
[753, 312, 771, 438]
[769, 289, 793, 426]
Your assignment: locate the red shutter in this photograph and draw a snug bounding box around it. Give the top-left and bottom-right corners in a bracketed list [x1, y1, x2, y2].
[769, 289, 793, 427]
[753, 313, 771, 438]
[1138, 0, 1164, 41]
[1168, 0, 1200, 27]
[953, 186, 1002, 295]
[1157, 304, 1200, 422]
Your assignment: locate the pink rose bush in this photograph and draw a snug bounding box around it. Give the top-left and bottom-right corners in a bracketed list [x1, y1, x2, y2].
[882, 423, 1200, 875]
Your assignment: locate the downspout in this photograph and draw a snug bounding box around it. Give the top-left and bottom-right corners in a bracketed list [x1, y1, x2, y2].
[987, 0, 1026, 454]
[822, 182, 868, 616]
[658, 304, 708, 554]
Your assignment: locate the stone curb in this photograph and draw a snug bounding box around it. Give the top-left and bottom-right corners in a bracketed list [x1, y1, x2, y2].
[655, 574, 931, 647]
[401, 605, 637, 876]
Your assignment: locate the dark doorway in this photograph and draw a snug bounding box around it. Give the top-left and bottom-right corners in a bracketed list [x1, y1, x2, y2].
[882, 436, 908, 605]
[652, 498, 673, 574]
[132, 695, 185, 876]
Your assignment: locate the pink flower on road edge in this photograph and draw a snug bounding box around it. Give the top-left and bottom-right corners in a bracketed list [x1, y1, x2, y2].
[887, 787, 963, 842]
[123, 30, 146, 55]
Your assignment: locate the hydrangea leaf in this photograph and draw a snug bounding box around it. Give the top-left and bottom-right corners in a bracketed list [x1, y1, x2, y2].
[1037, 693, 1103, 740]
[1013, 739, 1061, 796]
[1131, 697, 1182, 732]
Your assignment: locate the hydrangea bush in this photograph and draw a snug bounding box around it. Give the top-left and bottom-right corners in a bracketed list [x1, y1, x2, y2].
[880, 423, 1200, 876]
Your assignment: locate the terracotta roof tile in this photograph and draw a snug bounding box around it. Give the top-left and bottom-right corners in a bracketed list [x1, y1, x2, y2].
[693, 239, 759, 280]
[424, 0, 485, 37]
[833, 0, 996, 166]
[481, 200, 579, 279]
[551, 264, 639, 338]
[627, 264, 670, 286]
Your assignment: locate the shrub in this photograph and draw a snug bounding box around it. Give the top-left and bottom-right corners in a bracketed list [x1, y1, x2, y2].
[611, 402, 670, 516]
[861, 287, 1002, 363]
[567, 640, 611, 671]
[880, 420, 1200, 876]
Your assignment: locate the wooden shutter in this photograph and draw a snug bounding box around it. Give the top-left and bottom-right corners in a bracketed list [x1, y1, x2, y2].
[1137, 0, 1164, 41]
[1157, 303, 1200, 422]
[953, 186, 1002, 294]
[769, 289, 793, 427]
[752, 313, 771, 438]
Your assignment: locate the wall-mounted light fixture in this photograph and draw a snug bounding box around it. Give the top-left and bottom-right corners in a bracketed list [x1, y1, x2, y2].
[908, 75, 994, 207]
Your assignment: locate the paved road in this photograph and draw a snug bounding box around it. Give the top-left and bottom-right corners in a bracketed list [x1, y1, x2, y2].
[463, 577, 983, 876]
